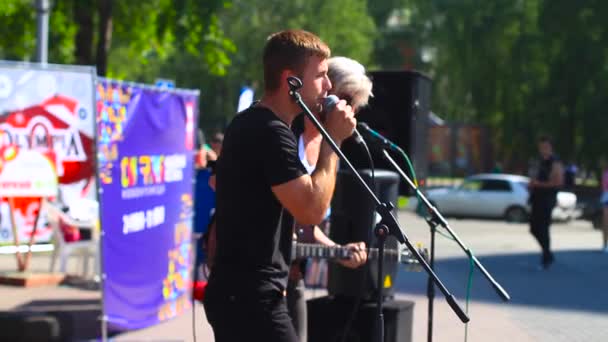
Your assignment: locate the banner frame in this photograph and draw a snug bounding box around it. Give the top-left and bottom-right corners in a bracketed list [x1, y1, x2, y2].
[0, 59, 98, 246]
[97, 77, 200, 96]
[0, 59, 96, 74]
[96, 78, 199, 337]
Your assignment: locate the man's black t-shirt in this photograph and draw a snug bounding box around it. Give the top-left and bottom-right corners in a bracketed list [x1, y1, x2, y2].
[211, 105, 306, 293]
[530, 155, 559, 206]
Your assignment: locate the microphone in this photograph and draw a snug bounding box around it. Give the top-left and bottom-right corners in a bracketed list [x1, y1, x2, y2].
[357, 122, 401, 151]
[321, 94, 339, 120]
[323, 95, 364, 144]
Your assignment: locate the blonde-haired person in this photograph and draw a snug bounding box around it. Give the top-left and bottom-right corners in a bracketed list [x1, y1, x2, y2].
[327, 56, 373, 109]
[287, 56, 373, 342]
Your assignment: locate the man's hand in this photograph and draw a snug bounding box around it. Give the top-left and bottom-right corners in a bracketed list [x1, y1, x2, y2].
[324, 99, 356, 144]
[195, 149, 208, 169]
[338, 242, 367, 269]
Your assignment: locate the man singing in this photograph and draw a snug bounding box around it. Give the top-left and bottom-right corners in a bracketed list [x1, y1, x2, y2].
[203, 30, 362, 341]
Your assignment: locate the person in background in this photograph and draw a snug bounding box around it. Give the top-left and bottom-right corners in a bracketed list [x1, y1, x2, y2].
[287, 56, 372, 342]
[210, 132, 224, 157]
[563, 161, 577, 189]
[193, 128, 219, 292]
[491, 162, 503, 174]
[600, 160, 608, 253]
[528, 136, 563, 269]
[195, 129, 208, 169]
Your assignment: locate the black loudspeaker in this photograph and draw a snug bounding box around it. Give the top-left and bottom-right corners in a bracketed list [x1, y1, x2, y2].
[1, 299, 104, 341]
[307, 296, 415, 342]
[328, 169, 400, 300]
[0, 311, 60, 342]
[343, 70, 431, 195]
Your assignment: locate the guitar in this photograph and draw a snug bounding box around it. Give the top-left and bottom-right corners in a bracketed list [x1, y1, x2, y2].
[201, 218, 426, 272]
[292, 242, 426, 271]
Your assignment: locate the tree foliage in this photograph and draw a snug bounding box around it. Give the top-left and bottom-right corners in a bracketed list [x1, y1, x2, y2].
[400, 0, 608, 172]
[197, 0, 377, 130]
[0, 0, 75, 62]
[0, 0, 377, 132]
[0, 0, 233, 78]
[2, 0, 607, 173]
[0, 0, 234, 133]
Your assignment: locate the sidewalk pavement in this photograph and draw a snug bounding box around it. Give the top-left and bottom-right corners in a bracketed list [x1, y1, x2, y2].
[1, 210, 607, 341]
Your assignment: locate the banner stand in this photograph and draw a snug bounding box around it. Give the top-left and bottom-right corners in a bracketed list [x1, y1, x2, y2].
[9, 197, 46, 272]
[101, 310, 108, 342]
[96, 78, 199, 339]
[95, 77, 108, 342]
[0, 197, 62, 285]
[0, 60, 98, 286]
[0, 147, 61, 286]
[0, 197, 65, 287]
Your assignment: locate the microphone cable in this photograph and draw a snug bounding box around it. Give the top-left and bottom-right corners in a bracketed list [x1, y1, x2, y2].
[192, 248, 198, 342]
[339, 131, 376, 342]
[192, 297, 197, 342]
[322, 95, 376, 188]
[392, 143, 476, 342]
[338, 129, 418, 342]
[355, 130, 376, 189]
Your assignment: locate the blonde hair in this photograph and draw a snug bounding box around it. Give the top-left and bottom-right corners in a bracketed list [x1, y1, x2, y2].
[328, 57, 373, 109]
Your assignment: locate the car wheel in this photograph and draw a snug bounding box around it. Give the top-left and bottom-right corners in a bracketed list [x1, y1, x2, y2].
[505, 206, 528, 223]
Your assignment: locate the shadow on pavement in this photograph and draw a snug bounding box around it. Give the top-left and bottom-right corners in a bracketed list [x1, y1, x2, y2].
[394, 249, 608, 314]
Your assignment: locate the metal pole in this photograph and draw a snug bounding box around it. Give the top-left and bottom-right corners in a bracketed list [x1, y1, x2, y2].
[426, 220, 437, 342]
[35, 0, 50, 63]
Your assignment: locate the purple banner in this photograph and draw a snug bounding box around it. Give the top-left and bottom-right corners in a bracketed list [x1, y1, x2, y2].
[97, 79, 198, 330]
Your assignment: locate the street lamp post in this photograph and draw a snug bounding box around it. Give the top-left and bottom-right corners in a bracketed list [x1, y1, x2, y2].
[35, 0, 50, 64]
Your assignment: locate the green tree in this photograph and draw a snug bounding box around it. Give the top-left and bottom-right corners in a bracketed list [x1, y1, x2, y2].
[397, 0, 608, 173]
[0, 0, 233, 79]
[0, 0, 75, 62]
[197, 0, 377, 131]
[0, 0, 235, 135]
[536, 0, 608, 170]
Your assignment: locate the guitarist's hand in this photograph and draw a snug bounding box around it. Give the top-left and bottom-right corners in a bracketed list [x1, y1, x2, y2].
[338, 242, 367, 269]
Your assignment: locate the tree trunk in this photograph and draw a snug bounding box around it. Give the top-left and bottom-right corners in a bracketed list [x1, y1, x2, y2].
[73, 0, 94, 65]
[96, 0, 113, 76]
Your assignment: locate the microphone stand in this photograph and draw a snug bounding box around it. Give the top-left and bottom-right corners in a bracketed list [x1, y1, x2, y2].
[286, 77, 469, 342]
[378, 148, 511, 342]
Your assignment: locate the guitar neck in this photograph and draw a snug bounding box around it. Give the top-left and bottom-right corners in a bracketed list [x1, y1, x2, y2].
[293, 242, 403, 261]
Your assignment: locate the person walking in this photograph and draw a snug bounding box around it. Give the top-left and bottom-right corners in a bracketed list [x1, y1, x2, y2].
[528, 136, 563, 269]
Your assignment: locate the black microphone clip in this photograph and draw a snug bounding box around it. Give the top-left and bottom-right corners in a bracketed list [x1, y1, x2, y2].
[287, 76, 303, 100]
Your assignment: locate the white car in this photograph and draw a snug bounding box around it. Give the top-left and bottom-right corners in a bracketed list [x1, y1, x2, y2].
[424, 174, 577, 222]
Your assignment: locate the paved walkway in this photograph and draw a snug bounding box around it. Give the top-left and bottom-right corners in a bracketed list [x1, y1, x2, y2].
[1, 211, 607, 341]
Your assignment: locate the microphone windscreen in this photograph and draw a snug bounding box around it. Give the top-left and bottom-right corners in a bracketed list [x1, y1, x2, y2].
[323, 95, 340, 113]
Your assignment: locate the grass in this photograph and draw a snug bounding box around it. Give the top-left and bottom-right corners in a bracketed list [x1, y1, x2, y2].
[398, 196, 409, 209]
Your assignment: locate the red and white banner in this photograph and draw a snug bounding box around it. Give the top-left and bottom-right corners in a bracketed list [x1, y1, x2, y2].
[0, 146, 58, 197]
[0, 62, 96, 243]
